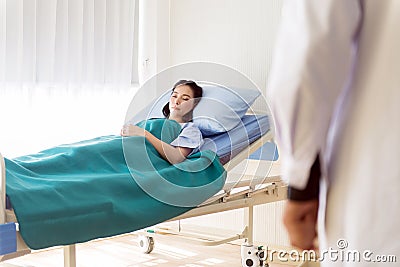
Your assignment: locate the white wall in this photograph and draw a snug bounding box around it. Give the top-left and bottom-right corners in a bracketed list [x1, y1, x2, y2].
[138, 0, 283, 105]
[169, 0, 282, 96]
[138, 0, 171, 85]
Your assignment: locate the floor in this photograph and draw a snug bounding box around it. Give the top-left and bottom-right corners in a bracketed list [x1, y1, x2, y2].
[0, 232, 295, 267]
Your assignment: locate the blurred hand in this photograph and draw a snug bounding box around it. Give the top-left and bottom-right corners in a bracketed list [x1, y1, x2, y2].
[120, 125, 146, 137]
[283, 199, 319, 250]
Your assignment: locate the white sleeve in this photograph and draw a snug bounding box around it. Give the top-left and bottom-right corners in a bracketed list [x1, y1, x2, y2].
[170, 124, 203, 150]
[266, 0, 362, 189]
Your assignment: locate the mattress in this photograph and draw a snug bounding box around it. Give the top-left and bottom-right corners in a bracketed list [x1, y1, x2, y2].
[201, 114, 277, 164]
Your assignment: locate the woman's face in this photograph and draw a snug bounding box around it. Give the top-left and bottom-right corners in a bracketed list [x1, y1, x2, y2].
[169, 85, 196, 118]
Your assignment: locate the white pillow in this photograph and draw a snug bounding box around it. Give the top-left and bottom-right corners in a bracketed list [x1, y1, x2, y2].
[193, 85, 260, 135]
[135, 84, 261, 136]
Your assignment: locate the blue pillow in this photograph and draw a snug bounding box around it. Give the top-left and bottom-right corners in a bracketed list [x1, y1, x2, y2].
[135, 84, 261, 136]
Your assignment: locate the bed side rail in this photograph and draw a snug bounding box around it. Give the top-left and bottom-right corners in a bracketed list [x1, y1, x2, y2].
[223, 130, 274, 172]
[0, 154, 31, 261]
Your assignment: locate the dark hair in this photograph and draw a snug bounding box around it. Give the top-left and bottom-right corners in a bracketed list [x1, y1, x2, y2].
[162, 80, 203, 122]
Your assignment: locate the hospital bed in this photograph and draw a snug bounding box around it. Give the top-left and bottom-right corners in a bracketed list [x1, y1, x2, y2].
[0, 111, 286, 267]
[137, 114, 287, 267]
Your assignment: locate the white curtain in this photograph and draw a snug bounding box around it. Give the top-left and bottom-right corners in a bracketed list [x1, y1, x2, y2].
[0, 0, 139, 157]
[0, 0, 137, 89]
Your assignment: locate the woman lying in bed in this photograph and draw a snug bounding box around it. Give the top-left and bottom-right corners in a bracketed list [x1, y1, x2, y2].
[5, 79, 226, 250]
[121, 79, 203, 164]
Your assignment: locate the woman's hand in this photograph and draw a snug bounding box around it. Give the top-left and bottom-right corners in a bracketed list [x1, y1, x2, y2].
[120, 124, 191, 164]
[120, 125, 146, 137]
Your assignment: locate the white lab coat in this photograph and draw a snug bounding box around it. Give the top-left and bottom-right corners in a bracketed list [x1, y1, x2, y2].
[267, 1, 400, 266]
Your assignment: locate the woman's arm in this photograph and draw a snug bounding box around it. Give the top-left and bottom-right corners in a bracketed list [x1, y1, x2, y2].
[121, 125, 192, 164]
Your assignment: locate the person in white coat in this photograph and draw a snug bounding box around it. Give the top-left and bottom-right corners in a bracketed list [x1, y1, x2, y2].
[267, 0, 400, 266]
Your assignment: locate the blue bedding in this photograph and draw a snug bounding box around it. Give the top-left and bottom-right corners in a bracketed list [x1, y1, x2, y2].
[5, 119, 226, 249]
[201, 115, 277, 164]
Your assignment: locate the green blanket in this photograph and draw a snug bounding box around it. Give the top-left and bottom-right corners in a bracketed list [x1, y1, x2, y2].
[5, 118, 226, 249]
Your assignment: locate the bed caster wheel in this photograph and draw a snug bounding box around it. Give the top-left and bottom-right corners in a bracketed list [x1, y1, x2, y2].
[138, 235, 154, 254]
[241, 244, 265, 267]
